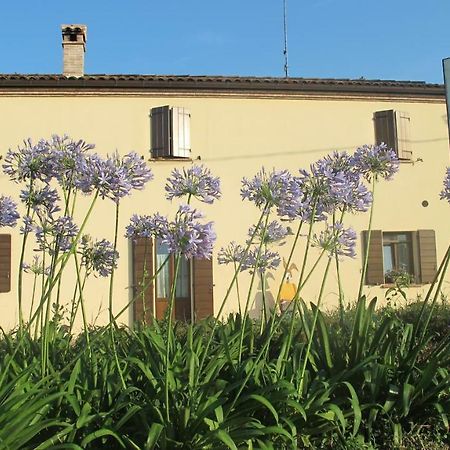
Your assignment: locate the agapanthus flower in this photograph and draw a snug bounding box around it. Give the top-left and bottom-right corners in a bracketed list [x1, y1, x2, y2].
[80, 235, 118, 277]
[22, 256, 50, 275]
[76, 151, 153, 202]
[165, 165, 221, 204]
[217, 241, 246, 265]
[161, 204, 216, 259]
[0, 195, 20, 228]
[312, 223, 357, 259]
[2, 138, 57, 183]
[35, 216, 79, 253]
[311, 151, 373, 213]
[351, 144, 399, 181]
[241, 248, 281, 274]
[241, 168, 292, 210]
[125, 213, 168, 240]
[20, 184, 60, 216]
[278, 153, 373, 221]
[247, 220, 288, 245]
[51, 135, 93, 188]
[440, 168, 450, 204]
[20, 215, 33, 234]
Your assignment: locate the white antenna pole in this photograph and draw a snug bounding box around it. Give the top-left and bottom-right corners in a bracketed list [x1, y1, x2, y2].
[283, 0, 289, 77]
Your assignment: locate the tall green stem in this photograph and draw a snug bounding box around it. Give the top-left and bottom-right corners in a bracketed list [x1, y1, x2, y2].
[358, 178, 376, 300]
[238, 211, 271, 361]
[165, 253, 181, 422]
[17, 179, 34, 333]
[109, 202, 120, 324]
[298, 256, 332, 396]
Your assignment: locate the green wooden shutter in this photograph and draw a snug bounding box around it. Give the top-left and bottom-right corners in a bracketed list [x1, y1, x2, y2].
[193, 257, 214, 320]
[374, 110, 397, 154]
[417, 230, 437, 284]
[151, 106, 170, 157]
[363, 230, 384, 285]
[132, 237, 154, 322]
[0, 234, 11, 293]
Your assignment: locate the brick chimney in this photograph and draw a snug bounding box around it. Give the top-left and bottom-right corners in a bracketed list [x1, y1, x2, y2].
[61, 24, 87, 77]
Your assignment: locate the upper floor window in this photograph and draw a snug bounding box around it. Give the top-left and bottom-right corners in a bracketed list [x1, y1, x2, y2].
[150, 106, 191, 159]
[374, 110, 412, 161]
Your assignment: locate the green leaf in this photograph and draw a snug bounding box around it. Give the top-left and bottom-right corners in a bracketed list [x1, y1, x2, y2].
[145, 423, 164, 449]
[80, 428, 125, 448]
[215, 430, 238, 450]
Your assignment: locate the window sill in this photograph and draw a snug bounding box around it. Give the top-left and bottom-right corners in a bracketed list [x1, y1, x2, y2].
[377, 283, 425, 288]
[148, 157, 193, 162]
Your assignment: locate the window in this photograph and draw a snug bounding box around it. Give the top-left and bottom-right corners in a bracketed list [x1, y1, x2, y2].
[363, 230, 437, 285]
[131, 237, 213, 322]
[0, 234, 11, 293]
[155, 239, 192, 321]
[150, 106, 191, 158]
[374, 110, 412, 160]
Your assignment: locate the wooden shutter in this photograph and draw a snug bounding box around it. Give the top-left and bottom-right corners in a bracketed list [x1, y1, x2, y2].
[193, 257, 214, 320]
[151, 106, 170, 157]
[417, 230, 437, 284]
[171, 107, 191, 158]
[395, 111, 412, 160]
[362, 230, 384, 285]
[374, 110, 397, 153]
[132, 238, 154, 323]
[0, 234, 11, 293]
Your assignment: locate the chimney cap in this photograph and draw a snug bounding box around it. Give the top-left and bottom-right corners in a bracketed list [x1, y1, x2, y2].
[61, 24, 87, 41]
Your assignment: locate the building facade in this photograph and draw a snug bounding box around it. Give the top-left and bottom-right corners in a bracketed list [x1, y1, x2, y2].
[0, 25, 449, 329]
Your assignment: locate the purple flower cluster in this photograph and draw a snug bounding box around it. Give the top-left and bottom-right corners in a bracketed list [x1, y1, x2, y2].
[125, 213, 166, 240]
[77, 151, 153, 203]
[162, 205, 216, 259]
[278, 152, 373, 222]
[217, 241, 246, 265]
[51, 135, 94, 188]
[241, 248, 281, 274]
[80, 235, 119, 277]
[35, 215, 79, 253]
[3, 139, 57, 184]
[0, 195, 20, 228]
[20, 184, 60, 216]
[312, 223, 357, 259]
[247, 220, 288, 245]
[352, 144, 399, 181]
[241, 168, 292, 210]
[22, 256, 50, 276]
[165, 165, 221, 204]
[440, 168, 450, 204]
[125, 205, 216, 259]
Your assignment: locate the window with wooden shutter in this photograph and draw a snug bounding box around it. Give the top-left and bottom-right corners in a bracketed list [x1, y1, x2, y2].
[0, 234, 11, 293]
[417, 229, 437, 283]
[362, 230, 384, 285]
[193, 257, 214, 320]
[132, 237, 154, 323]
[374, 110, 412, 160]
[363, 229, 438, 285]
[150, 106, 191, 159]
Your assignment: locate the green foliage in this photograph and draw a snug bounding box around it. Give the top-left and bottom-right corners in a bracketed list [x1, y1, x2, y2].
[0, 297, 449, 448]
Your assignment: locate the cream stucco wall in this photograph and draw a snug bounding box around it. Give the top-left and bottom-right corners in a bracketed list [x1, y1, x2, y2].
[0, 90, 449, 330]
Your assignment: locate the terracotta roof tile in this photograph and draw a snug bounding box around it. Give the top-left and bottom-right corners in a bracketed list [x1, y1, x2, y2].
[0, 73, 444, 97]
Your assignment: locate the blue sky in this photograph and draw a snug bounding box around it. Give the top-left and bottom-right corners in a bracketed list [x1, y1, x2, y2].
[2, 0, 450, 83]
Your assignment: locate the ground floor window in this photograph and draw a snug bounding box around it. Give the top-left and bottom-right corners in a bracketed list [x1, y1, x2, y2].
[363, 229, 437, 285]
[131, 237, 213, 322]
